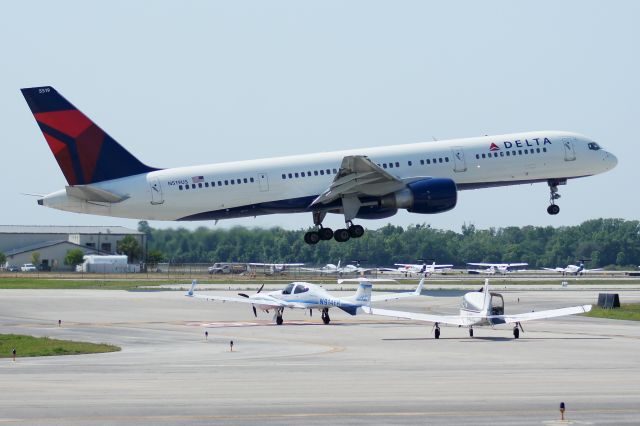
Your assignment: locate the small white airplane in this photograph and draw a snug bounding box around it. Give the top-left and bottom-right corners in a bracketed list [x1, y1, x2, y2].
[303, 260, 375, 275]
[381, 261, 453, 276]
[21, 87, 617, 244]
[543, 260, 603, 276]
[186, 278, 425, 325]
[467, 262, 528, 275]
[247, 262, 305, 275]
[361, 279, 591, 339]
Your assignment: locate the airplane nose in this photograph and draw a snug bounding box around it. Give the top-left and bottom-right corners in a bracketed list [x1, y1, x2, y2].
[605, 151, 618, 170]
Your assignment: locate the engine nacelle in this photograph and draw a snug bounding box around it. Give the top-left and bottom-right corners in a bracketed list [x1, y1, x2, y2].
[356, 206, 398, 219]
[379, 178, 457, 214]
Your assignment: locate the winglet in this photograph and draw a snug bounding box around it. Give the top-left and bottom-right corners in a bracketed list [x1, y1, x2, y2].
[187, 280, 197, 296]
[413, 278, 425, 296]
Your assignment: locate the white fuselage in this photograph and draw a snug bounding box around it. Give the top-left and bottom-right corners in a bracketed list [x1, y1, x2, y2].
[40, 130, 617, 221]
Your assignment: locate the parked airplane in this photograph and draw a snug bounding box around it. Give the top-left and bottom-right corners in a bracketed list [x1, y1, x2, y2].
[543, 260, 603, 276]
[247, 262, 304, 275]
[467, 262, 528, 274]
[21, 87, 617, 244]
[381, 261, 453, 276]
[361, 279, 591, 339]
[186, 278, 425, 325]
[303, 260, 375, 275]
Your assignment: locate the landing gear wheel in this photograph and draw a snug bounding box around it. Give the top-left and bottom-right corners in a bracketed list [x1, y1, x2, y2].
[434, 325, 441, 339]
[276, 315, 284, 325]
[304, 231, 320, 245]
[469, 328, 474, 338]
[321, 309, 330, 325]
[547, 204, 560, 215]
[348, 224, 364, 238]
[334, 228, 351, 242]
[318, 227, 334, 241]
[513, 326, 520, 339]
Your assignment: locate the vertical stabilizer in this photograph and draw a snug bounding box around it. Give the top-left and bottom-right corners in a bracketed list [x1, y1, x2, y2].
[21, 86, 158, 185]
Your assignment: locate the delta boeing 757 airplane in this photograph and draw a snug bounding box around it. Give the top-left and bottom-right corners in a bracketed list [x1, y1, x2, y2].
[21, 86, 617, 244]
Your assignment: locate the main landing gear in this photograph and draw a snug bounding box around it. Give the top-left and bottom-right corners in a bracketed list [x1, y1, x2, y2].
[304, 211, 365, 244]
[513, 322, 522, 339]
[321, 308, 331, 325]
[275, 308, 284, 325]
[546, 179, 565, 215]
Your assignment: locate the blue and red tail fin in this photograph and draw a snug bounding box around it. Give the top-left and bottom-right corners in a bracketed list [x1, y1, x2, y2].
[21, 86, 157, 185]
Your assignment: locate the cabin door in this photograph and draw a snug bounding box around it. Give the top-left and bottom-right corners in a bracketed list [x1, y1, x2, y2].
[451, 147, 467, 172]
[257, 173, 270, 192]
[562, 138, 576, 161]
[150, 177, 164, 205]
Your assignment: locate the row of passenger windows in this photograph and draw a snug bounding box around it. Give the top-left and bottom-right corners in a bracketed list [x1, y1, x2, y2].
[475, 147, 547, 159]
[282, 168, 338, 180]
[280, 157, 452, 180]
[178, 177, 255, 191]
[178, 149, 548, 189]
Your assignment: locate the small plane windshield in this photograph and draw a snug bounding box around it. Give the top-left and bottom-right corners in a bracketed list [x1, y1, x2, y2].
[293, 285, 309, 294]
[282, 283, 295, 295]
[588, 142, 601, 151]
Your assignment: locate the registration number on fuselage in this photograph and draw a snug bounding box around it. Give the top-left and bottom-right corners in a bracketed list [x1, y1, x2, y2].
[319, 298, 341, 307]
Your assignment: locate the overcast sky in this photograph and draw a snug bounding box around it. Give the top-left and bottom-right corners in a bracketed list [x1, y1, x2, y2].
[1, 1, 637, 233]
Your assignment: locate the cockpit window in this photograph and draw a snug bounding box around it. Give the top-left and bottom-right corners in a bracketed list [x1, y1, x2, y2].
[282, 283, 295, 295]
[293, 285, 309, 294]
[588, 142, 601, 151]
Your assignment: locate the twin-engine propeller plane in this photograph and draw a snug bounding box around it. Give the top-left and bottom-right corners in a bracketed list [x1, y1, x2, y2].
[381, 260, 454, 276]
[466, 262, 528, 275]
[21, 87, 617, 244]
[186, 278, 425, 325]
[361, 279, 591, 339]
[543, 259, 603, 276]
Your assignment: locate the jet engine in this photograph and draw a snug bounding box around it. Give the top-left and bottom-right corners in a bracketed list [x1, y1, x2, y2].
[378, 178, 457, 214]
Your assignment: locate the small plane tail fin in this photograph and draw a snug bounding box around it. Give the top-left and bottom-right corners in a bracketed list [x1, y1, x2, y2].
[353, 282, 372, 306]
[413, 278, 425, 295]
[187, 280, 198, 296]
[21, 86, 158, 185]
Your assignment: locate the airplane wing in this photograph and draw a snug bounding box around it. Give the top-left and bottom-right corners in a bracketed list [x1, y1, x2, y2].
[309, 155, 407, 206]
[489, 305, 592, 324]
[361, 306, 466, 326]
[249, 263, 304, 267]
[369, 278, 425, 302]
[507, 263, 528, 267]
[467, 263, 494, 267]
[543, 267, 565, 272]
[584, 268, 604, 273]
[186, 281, 288, 309]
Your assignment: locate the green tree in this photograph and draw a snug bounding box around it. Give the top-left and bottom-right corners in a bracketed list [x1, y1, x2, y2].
[0, 251, 6, 267]
[117, 236, 142, 262]
[147, 249, 165, 265]
[64, 249, 85, 267]
[31, 251, 40, 265]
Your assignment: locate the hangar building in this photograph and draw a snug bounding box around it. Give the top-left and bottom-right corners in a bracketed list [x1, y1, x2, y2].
[0, 226, 146, 271]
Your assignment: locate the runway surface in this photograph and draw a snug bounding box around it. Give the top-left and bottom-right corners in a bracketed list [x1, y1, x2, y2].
[1, 286, 640, 425]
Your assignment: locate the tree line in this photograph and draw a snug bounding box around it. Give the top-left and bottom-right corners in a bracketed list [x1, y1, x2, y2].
[136, 219, 640, 269]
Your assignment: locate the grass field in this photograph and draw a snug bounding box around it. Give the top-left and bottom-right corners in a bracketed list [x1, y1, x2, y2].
[0, 334, 120, 358]
[584, 303, 640, 321]
[0, 275, 638, 290]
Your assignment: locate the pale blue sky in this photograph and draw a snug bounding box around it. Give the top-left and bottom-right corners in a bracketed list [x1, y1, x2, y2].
[1, 1, 638, 232]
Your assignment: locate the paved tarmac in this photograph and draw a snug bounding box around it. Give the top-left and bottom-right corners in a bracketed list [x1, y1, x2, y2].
[1, 286, 640, 425]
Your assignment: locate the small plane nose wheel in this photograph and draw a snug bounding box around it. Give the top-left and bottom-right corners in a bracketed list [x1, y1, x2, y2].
[469, 327, 474, 338]
[434, 323, 441, 339]
[513, 325, 520, 339]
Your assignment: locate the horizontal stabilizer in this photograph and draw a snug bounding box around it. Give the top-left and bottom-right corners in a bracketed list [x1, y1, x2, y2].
[66, 185, 129, 203]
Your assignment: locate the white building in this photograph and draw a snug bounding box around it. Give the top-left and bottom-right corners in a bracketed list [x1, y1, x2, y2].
[0, 226, 146, 271]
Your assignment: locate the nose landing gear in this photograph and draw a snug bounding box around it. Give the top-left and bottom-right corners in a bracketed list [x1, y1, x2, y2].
[547, 179, 565, 215]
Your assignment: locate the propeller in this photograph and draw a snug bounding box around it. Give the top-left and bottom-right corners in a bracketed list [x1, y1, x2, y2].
[237, 283, 265, 318]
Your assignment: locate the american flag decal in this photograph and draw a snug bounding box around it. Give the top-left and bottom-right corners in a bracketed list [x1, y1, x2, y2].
[192, 176, 204, 183]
